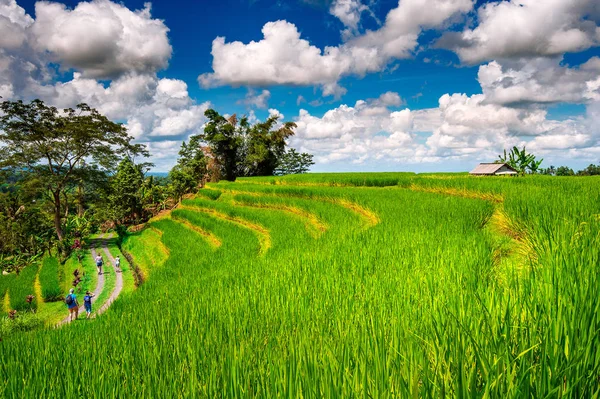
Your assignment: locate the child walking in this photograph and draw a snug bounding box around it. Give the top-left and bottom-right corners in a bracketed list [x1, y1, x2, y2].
[83, 291, 95, 319]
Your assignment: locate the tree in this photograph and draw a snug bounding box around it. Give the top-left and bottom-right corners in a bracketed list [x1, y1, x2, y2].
[169, 139, 208, 201]
[577, 163, 600, 176]
[110, 158, 148, 223]
[196, 109, 306, 180]
[0, 176, 54, 257]
[0, 99, 147, 241]
[197, 110, 245, 181]
[541, 165, 556, 175]
[244, 116, 297, 176]
[275, 148, 314, 175]
[556, 166, 575, 176]
[176, 138, 208, 186]
[528, 158, 543, 174]
[498, 146, 543, 175]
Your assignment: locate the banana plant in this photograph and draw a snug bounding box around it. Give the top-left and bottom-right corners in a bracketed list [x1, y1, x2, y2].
[528, 158, 544, 174]
[499, 146, 542, 175]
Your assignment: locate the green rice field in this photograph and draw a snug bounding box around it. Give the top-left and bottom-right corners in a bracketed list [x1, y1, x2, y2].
[1, 173, 599, 397]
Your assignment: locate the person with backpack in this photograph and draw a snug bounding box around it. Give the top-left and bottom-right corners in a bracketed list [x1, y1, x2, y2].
[65, 288, 79, 321]
[115, 256, 121, 272]
[83, 291, 95, 319]
[95, 254, 103, 275]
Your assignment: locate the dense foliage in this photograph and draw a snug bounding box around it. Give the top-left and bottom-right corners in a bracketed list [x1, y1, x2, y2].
[0, 100, 148, 242]
[498, 146, 542, 174]
[169, 137, 208, 201]
[541, 163, 600, 176]
[197, 109, 313, 181]
[275, 148, 315, 175]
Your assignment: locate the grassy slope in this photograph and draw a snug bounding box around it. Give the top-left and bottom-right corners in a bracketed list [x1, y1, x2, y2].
[121, 227, 169, 279]
[0, 174, 599, 397]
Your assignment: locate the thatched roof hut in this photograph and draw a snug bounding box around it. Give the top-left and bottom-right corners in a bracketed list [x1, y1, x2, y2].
[470, 163, 518, 176]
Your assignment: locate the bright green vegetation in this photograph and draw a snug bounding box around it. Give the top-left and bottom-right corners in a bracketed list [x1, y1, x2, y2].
[61, 249, 96, 298]
[121, 227, 169, 280]
[39, 257, 62, 302]
[0, 273, 15, 311]
[1, 173, 599, 397]
[1, 233, 137, 333]
[105, 238, 136, 297]
[5, 264, 38, 312]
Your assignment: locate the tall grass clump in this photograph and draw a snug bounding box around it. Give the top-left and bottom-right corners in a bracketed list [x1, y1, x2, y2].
[121, 227, 168, 279]
[197, 187, 222, 200]
[0, 273, 15, 313]
[39, 256, 62, 301]
[0, 312, 42, 341]
[8, 264, 38, 312]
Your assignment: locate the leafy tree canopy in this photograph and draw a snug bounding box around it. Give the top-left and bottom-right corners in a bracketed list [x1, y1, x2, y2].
[0, 99, 148, 241]
[169, 139, 208, 201]
[275, 148, 315, 175]
[195, 109, 311, 181]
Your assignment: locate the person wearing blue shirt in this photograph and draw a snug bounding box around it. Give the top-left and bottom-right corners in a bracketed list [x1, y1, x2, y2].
[83, 291, 95, 319]
[65, 288, 79, 321]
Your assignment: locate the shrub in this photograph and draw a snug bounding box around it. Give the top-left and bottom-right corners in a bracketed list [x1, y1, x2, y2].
[0, 312, 42, 341]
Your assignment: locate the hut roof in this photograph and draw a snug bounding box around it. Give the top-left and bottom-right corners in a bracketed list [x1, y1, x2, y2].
[470, 163, 517, 175]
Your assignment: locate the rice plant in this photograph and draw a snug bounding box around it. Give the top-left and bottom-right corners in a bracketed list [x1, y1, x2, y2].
[39, 257, 62, 302]
[7, 263, 38, 312]
[0, 174, 598, 397]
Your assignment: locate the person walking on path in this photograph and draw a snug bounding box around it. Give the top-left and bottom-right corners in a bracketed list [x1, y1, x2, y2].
[115, 256, 121, 273]
[83, 291, 95, 319]
[95, 254, 104, 275]
[65, 288, 79, 322]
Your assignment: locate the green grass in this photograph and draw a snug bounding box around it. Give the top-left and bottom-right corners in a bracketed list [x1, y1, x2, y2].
[62, 247, 97, 299]
[0, 273, 15, 313]
[39, 256, 62, 302]
[105, 236, 136, 297]
[121, 226, 169, 279]
[7, 264, 38, 312]
[0, 173, 599, 397]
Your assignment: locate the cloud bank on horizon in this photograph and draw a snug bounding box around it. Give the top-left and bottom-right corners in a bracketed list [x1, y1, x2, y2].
[0, 0, 599, 171]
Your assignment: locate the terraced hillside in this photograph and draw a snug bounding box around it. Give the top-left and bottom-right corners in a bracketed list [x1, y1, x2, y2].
[1, 174, 599, 397]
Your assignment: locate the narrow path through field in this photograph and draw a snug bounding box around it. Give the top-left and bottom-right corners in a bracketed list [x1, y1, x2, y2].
[97, 234, 123, 315]
[59, 240, 105, 326]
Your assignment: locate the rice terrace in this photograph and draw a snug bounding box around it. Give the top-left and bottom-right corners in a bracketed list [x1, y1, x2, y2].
[2, 0, 600, 396]
[1, 172, 598, 397]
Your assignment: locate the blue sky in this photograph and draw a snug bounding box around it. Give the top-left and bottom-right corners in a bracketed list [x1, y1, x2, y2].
[4, 0, 600, 172]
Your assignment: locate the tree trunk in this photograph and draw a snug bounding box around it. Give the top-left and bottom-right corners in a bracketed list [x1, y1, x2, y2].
[53, 191, 64, 241]
[63, 191, 69, 218]
[77, 184, 84, 217]
[225, 151, 237, 181]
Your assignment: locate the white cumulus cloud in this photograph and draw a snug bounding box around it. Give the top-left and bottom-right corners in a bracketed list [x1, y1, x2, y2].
[199, 0, 474, 96]
[292, 95, 421, 164]
[478, 57, 600, 105]
[239, 89, 271, 109]
[438, 0, 600, 64]
[31, 0, 171, 78]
